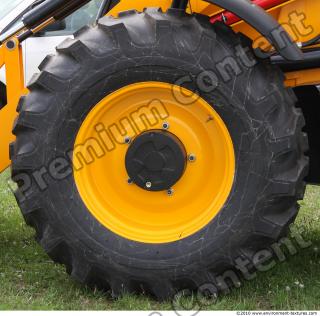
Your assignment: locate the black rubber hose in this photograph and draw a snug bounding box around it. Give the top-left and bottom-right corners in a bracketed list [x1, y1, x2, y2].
[203, 0, 303, 61]
[302, 34, 320, 48]
[271, 48, 320, 71]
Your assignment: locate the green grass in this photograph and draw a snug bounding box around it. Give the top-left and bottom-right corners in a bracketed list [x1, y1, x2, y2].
[0, 169, 319, 310]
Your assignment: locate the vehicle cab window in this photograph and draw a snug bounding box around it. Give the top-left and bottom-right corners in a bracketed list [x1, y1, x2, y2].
[37, 0, 104, 36]
[0, 0, 105, 84]
[0, 0, 25, 21]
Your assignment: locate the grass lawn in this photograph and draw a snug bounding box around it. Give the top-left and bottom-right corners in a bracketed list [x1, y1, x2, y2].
[0, 168, 319, 310]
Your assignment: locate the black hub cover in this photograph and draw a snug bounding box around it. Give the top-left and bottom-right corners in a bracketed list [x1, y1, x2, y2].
[125, 130, 187, 191]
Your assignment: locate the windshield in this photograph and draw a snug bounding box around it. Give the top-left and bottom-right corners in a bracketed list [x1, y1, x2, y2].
[0, 0, 25, 21]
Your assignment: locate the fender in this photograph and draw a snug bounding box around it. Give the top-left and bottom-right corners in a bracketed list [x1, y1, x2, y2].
[204, 0, 303, 61]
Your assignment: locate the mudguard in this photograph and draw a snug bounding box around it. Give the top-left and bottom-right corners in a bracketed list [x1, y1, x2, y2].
[205, 0, 303, 61]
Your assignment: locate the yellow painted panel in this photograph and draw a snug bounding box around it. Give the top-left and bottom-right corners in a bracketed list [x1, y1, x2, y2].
[0, 40, 25, 173]
[108, 0, 172, 16]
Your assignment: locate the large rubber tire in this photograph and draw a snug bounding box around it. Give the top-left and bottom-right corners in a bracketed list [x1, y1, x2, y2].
[11, 9, 308, 300]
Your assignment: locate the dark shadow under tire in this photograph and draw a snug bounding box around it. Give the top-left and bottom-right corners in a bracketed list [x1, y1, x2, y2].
[294, 85, 320, 184]
[10, 8, 308, 300]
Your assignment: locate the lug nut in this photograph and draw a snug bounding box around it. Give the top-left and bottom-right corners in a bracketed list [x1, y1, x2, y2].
[188, 154, 196, 162]
[162, 122, 170, 130]
[127, 178, 133, 185]
[167, 188, 174, 196]
[145, 181, 152, 189]
[124, 136, 131, 144]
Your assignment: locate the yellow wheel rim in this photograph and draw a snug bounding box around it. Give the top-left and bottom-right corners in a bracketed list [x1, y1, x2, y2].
[73, 82, 235, 243]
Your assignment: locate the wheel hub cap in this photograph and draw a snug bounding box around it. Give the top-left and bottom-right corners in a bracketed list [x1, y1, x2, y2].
[125, 130, 187, 191]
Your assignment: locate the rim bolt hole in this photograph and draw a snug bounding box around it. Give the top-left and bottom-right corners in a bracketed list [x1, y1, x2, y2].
[124, 136, 132, 144]
[188, 154, 196, 162]
[162, 122, 170, 130]
[167, 188, 174, 196]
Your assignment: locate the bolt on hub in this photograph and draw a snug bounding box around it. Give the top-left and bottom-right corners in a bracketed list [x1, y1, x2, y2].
[124, 136, 132, 144]
[188, 154, 196, 162]
[167, 188, 174, 196]
[162, 122, 170, 130]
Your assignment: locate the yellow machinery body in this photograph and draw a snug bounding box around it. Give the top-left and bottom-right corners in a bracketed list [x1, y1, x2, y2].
[0, 0, 320, 173]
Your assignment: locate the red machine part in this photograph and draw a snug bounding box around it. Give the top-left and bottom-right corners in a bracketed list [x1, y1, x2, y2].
[210, 0, 289, 25]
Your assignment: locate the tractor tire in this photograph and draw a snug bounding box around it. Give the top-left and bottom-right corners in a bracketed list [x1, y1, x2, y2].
[11, 9, 308, 300]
